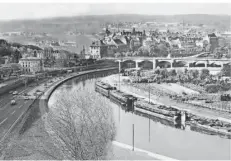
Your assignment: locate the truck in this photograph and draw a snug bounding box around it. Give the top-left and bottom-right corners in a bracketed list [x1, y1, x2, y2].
[11, 100, 16, 105]
[13, 91, 18, 95]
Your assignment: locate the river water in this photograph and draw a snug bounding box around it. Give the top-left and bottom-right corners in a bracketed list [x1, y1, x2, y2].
[48, 74, 231, 160]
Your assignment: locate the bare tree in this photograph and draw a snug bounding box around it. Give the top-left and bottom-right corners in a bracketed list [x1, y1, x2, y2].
[45, 86, 116, 160]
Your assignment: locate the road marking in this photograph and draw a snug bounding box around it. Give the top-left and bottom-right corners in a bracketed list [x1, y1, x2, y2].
[11, 110, 15, 115]
[18, 105, 23, 109]
[0, 118, 7, 125]
[0, 111, 24, 144]
[19, 89, 27, 95]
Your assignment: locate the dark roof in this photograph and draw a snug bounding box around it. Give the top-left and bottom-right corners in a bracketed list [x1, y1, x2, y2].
[90, 40, 106, 47]
[123, 36, 131, 43]
[113, 39, 125, 45]
[208, 33, 217, 37]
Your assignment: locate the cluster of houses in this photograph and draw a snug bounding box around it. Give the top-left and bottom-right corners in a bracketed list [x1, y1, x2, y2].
[87, 26, 230, 59]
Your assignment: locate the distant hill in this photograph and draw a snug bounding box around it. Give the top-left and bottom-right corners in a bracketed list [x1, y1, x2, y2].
[0, 14, 230, 34]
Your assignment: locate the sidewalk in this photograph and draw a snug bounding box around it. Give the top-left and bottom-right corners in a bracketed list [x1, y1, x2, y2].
[102, 74, 231, 124]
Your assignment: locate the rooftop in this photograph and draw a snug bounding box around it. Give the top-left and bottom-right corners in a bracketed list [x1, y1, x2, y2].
[114, 39, 125, 45]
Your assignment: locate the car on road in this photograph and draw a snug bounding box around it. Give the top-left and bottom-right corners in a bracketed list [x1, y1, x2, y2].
[24, 97, 29, 100]
[13, 91, 18, 95]
[11, 100, 16, 105]
[22, 93, 28, 96]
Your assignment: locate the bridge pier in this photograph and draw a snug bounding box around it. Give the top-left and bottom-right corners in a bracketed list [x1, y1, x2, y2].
[135, 61, 139, 69]
[153, 58, 156, 70]
[205, 61, 208, 68]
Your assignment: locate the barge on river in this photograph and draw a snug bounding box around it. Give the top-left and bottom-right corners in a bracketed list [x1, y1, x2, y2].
[95, 80, 231, 139]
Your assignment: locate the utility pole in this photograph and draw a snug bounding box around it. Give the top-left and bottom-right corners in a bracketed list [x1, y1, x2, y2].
[119, 53, 123, 91]
[149, 117, 151, 142]
[132, 124, 135, 151]
[119, 104, 121, 123]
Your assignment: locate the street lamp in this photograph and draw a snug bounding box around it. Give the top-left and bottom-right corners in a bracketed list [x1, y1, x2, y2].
[149, 82, 151, 103]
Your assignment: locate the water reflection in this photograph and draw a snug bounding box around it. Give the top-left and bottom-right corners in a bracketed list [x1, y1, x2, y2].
[49, 74, 231, 160]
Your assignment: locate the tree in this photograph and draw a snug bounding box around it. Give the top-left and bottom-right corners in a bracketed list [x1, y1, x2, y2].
[184, 68, 188, 74]
[160, 68, 168, 79]
[192, 70, 199, 79]
[137, 46, 149, 56]
[221, 64, 231, 76]
[200, 69, 210, 80]
[169, 69, 177, 77]
[12, 49, 22, 63]
[154, 69, 160, 75]
[46, 88, 116, 160]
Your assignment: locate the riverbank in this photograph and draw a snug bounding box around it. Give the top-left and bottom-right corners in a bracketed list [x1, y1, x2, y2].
[100, 74, 231, 138]
[1, 68, 165, 160]
[103, 74, 231, 120]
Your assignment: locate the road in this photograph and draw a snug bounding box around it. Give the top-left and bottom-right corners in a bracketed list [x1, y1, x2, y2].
[0, 76, 63, 140]
[0, 68, 117, 143]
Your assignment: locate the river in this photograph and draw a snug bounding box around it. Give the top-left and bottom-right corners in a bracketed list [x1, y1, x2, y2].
[48, 74, 231, 160]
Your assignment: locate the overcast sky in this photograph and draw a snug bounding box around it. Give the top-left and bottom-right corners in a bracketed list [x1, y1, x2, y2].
[0, 3, 230, 20]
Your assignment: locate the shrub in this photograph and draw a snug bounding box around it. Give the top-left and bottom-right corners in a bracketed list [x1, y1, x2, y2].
[205, 84, 221, 93]
[200, 69, 210, 80]
[220, 83, 231, 91]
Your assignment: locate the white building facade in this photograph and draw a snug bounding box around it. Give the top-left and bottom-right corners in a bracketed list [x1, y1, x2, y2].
[19, 57, 43, 74]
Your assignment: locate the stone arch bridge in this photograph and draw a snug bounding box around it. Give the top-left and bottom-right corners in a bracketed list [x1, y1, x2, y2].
[110, 57, 230, 74]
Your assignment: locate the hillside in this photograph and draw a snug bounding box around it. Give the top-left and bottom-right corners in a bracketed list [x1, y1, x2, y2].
[0, 14, 230, 34]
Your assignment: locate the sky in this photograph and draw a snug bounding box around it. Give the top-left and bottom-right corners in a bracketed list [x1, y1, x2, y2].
[0, 3, 230, 20]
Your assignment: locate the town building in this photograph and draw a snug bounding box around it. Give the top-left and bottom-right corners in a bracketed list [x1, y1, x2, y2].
[89, 40, 108, 59]
[19, 57, 43, 74]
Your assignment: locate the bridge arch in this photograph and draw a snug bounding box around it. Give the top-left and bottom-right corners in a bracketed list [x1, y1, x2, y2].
[121, 60, 136, 69]
[192, 61, 206, 67]
[138, 60, 153, 69]
[173, 60, 188, 68]
[157, 60, 172, 68]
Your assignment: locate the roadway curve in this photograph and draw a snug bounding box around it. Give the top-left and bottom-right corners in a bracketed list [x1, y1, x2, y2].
[0, 67, 118, 145]
[41, 67, 118, 116]
[0, 77, 65, 144]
